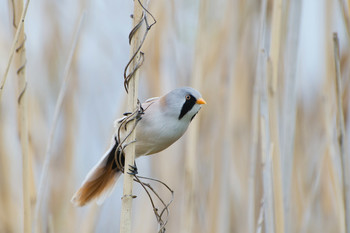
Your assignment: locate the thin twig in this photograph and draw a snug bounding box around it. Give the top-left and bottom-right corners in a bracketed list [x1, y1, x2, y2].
[0, 0, 31, 103]
[115, 106, 173, 232]
[133, 175, 174, 233]
[33, 12, 85, 233]
[123, 0, 156, 92]
[333, 32, 350, 233]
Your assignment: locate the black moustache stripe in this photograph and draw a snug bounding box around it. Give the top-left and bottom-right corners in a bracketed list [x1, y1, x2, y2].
[190, 111, 198, 122]
[178, 95, 197, 120]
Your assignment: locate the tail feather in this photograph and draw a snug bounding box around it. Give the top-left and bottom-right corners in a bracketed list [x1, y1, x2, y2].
[71, 138, 124, 206]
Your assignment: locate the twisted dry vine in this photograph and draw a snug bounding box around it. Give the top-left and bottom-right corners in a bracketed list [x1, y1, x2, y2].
[116, 1, 173, 232]
[123, 0, 156, 93]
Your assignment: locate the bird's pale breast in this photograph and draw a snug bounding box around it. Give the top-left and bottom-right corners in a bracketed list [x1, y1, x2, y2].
[134, 102, 189, 156]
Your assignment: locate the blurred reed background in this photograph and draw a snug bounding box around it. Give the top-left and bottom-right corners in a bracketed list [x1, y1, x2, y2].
[0, 0, 350, 232]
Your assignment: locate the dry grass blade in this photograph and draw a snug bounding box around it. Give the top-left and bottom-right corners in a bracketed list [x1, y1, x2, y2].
[0, 0, 30, 103]
[248, 0, 268, 232]
[338, 0, 350, 40]
[269, 0, 285, 231]
[33, 12, 85, 232]
[260, 115, 275, 233]
[280, 1, 302, 231]
[256, 198, 265, 233]
[333, 32, 350, 233]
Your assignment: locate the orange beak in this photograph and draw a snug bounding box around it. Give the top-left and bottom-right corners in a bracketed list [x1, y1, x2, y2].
[196, 98, 207, 105]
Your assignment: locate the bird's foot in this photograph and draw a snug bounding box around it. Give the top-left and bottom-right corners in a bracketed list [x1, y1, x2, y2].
[127, 163, 138, 176]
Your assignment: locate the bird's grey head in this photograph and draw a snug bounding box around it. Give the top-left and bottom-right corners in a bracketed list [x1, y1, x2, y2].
[163, 87, 206, 122]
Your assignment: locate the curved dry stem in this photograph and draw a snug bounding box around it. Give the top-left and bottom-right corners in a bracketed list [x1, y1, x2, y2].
[123, 0, 156, 93]
[133, 175, 174, 233]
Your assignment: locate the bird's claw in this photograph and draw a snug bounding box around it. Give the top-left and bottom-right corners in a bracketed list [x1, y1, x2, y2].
[127, 163, 138, 176]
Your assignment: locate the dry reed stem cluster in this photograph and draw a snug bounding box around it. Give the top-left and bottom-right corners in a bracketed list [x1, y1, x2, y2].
[1, 0, 350, 233]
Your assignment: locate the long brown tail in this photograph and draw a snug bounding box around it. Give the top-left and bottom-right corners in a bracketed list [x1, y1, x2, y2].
[71, 139, 124, 206]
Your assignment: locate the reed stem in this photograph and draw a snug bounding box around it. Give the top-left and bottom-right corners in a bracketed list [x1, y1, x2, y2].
[119, 1, 144, 232]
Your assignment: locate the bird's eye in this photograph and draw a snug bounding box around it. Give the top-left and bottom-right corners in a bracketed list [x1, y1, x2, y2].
[186, 95, 191, 100]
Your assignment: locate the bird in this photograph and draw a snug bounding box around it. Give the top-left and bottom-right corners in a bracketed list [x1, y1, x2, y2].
[71, 87, 206, 206]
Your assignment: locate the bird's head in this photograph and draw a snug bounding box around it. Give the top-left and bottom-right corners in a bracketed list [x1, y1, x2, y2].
[162, 87, 206, 122]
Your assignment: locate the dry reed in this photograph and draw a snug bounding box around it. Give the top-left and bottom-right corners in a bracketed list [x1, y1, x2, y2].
[269, 0, 285, 232]
[119, 1, 145, 232]
[0, 0, 349, 233]
[34, 12, 85, 232]
[0, 0, 30, 103]
[11, 1, 32, 232]
[248, 0, 267, 232]
[333, 32, 350, 233]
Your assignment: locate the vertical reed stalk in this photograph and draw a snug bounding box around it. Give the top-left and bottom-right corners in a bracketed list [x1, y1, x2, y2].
[333, 32, 350, 233]
[260, 54, 275, 233]
[338, 0, 350, 40]
[248, 0, 267, 231]
[181, 1, 209, 230]
[33, 12, 85, 233]
[182, 41, 204, 233]
[281, 1, 302, 231]
[119, 1, 144, 232]
[182, 105, 199, 233]
[269, 0, 285, 232]
[13, 0, 31, 232]
[0, 0, 30, 103]
[260, 115, 275, 233]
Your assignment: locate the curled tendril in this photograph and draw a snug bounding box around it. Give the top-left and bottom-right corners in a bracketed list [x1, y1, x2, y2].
[114, 101, 173, 232]
[133, 175, 174, 233]
[114, 100, 144, 173]
[123, 0, 156, 93]
[118, 1, 171, 231]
